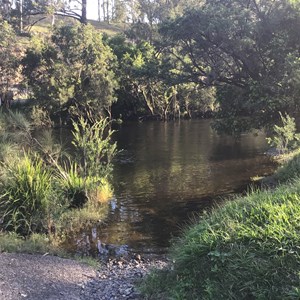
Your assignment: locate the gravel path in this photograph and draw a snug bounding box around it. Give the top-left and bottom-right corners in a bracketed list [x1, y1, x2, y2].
[0, 253, 168, 300]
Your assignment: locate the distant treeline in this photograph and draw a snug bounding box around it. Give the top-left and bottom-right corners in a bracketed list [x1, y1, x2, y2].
[1, 0, 300, 133]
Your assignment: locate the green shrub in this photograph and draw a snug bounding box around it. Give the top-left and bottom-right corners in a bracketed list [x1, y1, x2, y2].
[267, 112, 300, 153]
[57, 200, 109, 236]
[72, 116, 117, 180]
[142, 182, 300, 299]
[0, 232, 66, 255]
[55, 160, 113, 208]
[0, 111, 115, 245]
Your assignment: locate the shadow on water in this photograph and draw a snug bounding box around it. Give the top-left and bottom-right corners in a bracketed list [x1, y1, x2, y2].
[56, 120, 276, 256]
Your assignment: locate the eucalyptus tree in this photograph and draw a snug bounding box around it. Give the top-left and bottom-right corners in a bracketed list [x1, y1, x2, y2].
[22, 24, 118, 119]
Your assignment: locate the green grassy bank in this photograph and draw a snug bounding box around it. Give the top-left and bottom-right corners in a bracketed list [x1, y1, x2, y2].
[141, 152, 300, 299]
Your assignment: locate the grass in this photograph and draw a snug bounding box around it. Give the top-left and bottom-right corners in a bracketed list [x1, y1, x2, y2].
[274, 151, 300, 183]
[27, 15, 126, 36]
[0, 110, 115, 263]
[57, 200, 109, 235]
[141, 149, 300, 300]
[0, 232, 99, 267]
[0, 232, 66, 256]
[0, 154, 53, 236]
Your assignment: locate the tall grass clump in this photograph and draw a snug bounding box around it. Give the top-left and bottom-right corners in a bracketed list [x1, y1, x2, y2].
[142, 181, 300, 299]
[0, 154, 54, 235]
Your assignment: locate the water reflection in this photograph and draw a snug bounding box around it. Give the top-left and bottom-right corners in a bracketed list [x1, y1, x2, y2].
[89, 120, 275, 253]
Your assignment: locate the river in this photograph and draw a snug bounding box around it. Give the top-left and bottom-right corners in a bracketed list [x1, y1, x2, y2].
[80, 119, 274, 254]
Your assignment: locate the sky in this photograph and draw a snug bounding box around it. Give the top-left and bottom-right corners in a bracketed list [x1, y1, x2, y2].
[87, 1, 99, 21]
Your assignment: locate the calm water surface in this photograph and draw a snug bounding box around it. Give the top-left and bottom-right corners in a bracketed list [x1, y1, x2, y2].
[85, 120, 275, 254]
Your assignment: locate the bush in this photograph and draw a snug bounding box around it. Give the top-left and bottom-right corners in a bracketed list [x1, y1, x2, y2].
[142, 182, 300, 299]
[267, 112, 300, 153]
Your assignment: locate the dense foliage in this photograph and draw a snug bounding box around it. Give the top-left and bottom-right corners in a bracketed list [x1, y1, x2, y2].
[22, 24, 117, 118]
[159, 0, 300, 133]
[1, 0, 300, 129]
[0, 110, 116, 237]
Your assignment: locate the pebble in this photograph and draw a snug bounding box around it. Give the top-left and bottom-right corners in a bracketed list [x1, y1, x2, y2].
[79, 255, 168, 300]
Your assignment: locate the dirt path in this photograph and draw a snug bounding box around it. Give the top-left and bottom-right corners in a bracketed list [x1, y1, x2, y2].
[0, 253, 96, 300]
[0, 253, 168, 300]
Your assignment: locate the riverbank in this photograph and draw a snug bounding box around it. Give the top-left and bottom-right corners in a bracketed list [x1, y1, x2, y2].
[141, 151, 300, 299]
[0, 252, 168, 300]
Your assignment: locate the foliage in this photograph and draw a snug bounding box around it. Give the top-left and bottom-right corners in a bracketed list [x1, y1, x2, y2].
[57, 198, 109, 235]
[52, 116, 117, 207]
[275, 151, 300, 183]
[0, 154, 53, 236]
[108, 36, 217, 120]
[72, 116, 117, 180]
[160, 0, 300, 133]
[30, 105, 53, 127]
[0, 232, 66, 256]
[0, 110, 33, 163]
[22, 24, 118, 118]
[267, 112, 300, 153]
[0, 21, 19, 103]
[0, 110, 116, 241]
[142, 179, 300, 299]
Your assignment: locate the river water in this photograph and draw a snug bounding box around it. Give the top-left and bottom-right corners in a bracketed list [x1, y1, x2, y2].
[84, 119, 275, 254]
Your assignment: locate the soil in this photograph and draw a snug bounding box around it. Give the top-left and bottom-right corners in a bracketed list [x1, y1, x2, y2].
[0, 252, 168, 300]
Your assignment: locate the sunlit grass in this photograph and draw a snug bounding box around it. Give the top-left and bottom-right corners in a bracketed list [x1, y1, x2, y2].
[0, 232, 99, 267]
[0, 232, 66, 256]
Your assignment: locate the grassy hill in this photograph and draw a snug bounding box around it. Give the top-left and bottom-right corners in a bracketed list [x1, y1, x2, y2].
[24, 14, 126, 36]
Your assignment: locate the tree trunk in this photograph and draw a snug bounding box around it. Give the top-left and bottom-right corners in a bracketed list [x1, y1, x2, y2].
[81, 0, 87, 24]
[106, 0, 109, 23]
[19, 0, 23, 33]
[98, 0, 101, 21]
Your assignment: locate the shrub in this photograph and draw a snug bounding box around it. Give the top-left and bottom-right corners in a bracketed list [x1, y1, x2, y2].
[267, 112, 300, 153]
[72, 116, 117, 180]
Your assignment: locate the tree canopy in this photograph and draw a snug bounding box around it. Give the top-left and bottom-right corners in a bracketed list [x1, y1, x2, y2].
[22, 23, 117, 118]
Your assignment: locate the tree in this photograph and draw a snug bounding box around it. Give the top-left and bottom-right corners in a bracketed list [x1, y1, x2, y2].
[112, 0, 127, 23]
[160, 0, 300, 133]
[0, 0, 12, 21]
[59, 0, 87, 24]
[0, 20, 19, 107]
[22, 24, 118, 119]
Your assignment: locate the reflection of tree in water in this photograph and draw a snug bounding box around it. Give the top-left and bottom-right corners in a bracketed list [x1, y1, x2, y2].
[105, 120, 276, 251]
